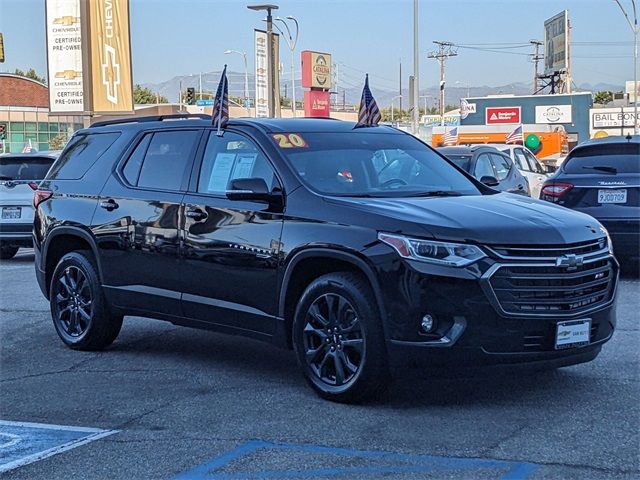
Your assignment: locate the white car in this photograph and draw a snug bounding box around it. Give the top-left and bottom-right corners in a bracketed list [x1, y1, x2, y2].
[484, 144, 551, 199]
[0, 151, 59, 259]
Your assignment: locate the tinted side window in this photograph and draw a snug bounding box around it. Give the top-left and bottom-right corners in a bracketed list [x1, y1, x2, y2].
[474, 154, 495, 179]
[490, 153, 512, 181]
[47, 132, 120, 180]
[122, 134, 152, 185]
[197, 132, 277, 194]
[137, 130, 200, 191]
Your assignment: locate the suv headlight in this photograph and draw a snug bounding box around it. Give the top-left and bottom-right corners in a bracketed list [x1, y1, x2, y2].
[378, 233, 486, 267]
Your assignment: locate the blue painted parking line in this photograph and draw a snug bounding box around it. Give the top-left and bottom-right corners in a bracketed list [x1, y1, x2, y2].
[0, 420, 118, 473]
[176, 440, 539, 479]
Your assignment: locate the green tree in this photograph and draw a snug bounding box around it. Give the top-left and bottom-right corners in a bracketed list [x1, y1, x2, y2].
[49, 133, 68, 151]
[594, 91, 613, 105]
[13, 68, 46, 84]
[134, 84, 168, 104]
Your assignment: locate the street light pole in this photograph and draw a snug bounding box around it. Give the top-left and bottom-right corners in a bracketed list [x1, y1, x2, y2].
[225, 50, 251, 116]
[412, 0, 420, 135]
[613, 0, 639, 134]
[391, 95, 402, 123]
[275, 16, 299, 117]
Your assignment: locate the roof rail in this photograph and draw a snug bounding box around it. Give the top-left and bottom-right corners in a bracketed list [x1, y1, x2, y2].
[89, 114, 211, 129]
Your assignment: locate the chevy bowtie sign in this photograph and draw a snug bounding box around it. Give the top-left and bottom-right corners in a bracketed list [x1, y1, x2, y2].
[45, 0, 133, 115]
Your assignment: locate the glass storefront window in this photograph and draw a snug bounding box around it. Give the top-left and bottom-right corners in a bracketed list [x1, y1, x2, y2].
[25, 122, 37, 133]
[11, 122, 25, 133]
[49, 123, 59, 133]
[10, 133, 24, 143]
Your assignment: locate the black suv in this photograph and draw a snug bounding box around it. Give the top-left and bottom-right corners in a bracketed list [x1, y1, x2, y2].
[34, 115, 618, 402]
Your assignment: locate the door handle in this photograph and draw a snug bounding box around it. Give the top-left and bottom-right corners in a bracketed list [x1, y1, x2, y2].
[186, 208, 208, 221]
[100, 199, 119, 211]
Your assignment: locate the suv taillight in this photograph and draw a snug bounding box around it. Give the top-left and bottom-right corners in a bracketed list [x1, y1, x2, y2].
[541, 182, 573, 202]
[33, 189, 53, 208]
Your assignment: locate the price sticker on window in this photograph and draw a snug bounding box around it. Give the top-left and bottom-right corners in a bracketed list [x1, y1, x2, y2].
[272, 133, 308, 149]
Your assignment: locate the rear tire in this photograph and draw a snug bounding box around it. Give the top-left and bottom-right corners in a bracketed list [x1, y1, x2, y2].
[293, 272, 390, 403]
[0, 245, 19, 260]
[49, 250, 123, 350]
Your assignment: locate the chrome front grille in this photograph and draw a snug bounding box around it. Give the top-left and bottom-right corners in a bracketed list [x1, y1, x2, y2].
[484, 255, 617, 318]
[486, 239, 608, 260]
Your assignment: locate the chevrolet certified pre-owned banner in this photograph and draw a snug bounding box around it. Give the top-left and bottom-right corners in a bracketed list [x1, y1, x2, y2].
[88, 0, 133, 113]
[45, 0, 85, 113]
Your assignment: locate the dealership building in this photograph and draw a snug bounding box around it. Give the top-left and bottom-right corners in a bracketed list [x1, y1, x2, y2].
[460, 92, 592, 149]
[0, 73, 84, 153]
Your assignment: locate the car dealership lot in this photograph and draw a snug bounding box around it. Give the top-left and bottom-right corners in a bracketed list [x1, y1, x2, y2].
[0, 250, 638, 479]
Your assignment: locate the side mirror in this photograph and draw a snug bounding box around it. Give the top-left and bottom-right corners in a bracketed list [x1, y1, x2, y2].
[226, 178, 282, 204]
[480, 175, 500, 187]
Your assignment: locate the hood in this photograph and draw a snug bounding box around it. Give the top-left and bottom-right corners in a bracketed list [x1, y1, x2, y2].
[326, 193, 605, 245]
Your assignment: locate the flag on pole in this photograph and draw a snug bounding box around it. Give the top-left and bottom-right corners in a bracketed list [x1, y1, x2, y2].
[355, 74, 382, 128]
[211, 65, 229, 135]
[443, 127, 458, 146]
[505, 124, 524, 144]
[22, 139, 35, 153]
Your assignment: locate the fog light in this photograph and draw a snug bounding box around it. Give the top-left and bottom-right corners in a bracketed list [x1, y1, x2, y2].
[421, 314, 435, 333]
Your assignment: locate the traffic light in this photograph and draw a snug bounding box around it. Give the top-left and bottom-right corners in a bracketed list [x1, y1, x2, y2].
[185, 88, 196, 105]
[0, 123, 6, 140]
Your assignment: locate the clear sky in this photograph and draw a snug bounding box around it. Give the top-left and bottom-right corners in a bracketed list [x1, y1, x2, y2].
[0, 0, 635, 92]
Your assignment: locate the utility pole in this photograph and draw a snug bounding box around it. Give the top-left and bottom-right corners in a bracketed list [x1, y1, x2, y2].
[428, 41, 457, 126]
[399, 60, 402, 119]
[530, 40, 543, 94]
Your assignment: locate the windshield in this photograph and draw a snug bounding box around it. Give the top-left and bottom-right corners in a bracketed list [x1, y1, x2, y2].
[274, 132, 481, 197]
[563, 143, 640, 174]
[0, 156, 55, 181]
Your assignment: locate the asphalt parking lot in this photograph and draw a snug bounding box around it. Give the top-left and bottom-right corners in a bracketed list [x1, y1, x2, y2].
[0, 249, 638, 479]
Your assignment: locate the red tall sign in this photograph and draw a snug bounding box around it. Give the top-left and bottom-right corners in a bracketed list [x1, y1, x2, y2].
[301, 50, 332, 117]
[486, 107, 521, 125]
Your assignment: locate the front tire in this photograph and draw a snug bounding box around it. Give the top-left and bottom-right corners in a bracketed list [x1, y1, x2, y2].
[49, 251, 123, 350]
[293, 272, 390, 403]
[0, 245, 19, 260]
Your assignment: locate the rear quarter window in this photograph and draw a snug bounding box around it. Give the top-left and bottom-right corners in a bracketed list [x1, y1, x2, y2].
[563, 143, 640, 174]
[46, 132, 120, 180]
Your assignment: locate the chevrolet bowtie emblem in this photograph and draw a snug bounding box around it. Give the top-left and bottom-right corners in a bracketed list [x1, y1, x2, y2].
[55, 70, 82, 80]
[53, 16, 81, 26]
[555, 254, 584, 271]
[101, 45, 121, 105]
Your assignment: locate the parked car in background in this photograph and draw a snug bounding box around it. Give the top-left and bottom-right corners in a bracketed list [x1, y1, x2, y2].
[0, 151, 60, 259]
[484, 143, 552, 199]
[438, 145, 530, 195]
[540, 135, 639, 271]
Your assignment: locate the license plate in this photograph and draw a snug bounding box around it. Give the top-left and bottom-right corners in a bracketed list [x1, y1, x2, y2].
[1, 207, 21, 219]
[598, 189, 627, 204]
[555, 319, 591, 349]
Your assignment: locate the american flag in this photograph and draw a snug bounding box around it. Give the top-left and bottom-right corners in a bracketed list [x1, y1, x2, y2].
[21, 139, 34, 153]
[355, 74, 381, 128]
[211, 65, 229, 135]
[443, 127, 458, 146]
[505, 125, 524, 144]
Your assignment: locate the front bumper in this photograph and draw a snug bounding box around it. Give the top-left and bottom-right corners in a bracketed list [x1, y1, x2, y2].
[368, 244, 618, 369]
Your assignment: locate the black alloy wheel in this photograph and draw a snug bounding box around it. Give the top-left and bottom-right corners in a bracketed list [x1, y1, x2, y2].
[303, 293, 364, 387]
[293, 272, 390, 403]
[50, 251, 123, 350]
[54, 266, 93, 338]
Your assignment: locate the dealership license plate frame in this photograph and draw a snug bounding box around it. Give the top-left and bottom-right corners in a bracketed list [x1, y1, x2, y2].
[1, 207, 21, 220]
[555, 319, 591, 350]
[597, 189, 627, 204]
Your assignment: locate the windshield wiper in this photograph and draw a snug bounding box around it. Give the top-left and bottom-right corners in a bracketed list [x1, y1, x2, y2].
[407, 190, 463, 197]
[582, 165, 617, 174]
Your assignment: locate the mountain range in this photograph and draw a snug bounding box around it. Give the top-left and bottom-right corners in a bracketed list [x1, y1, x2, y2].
[141, 72, 621, 108]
